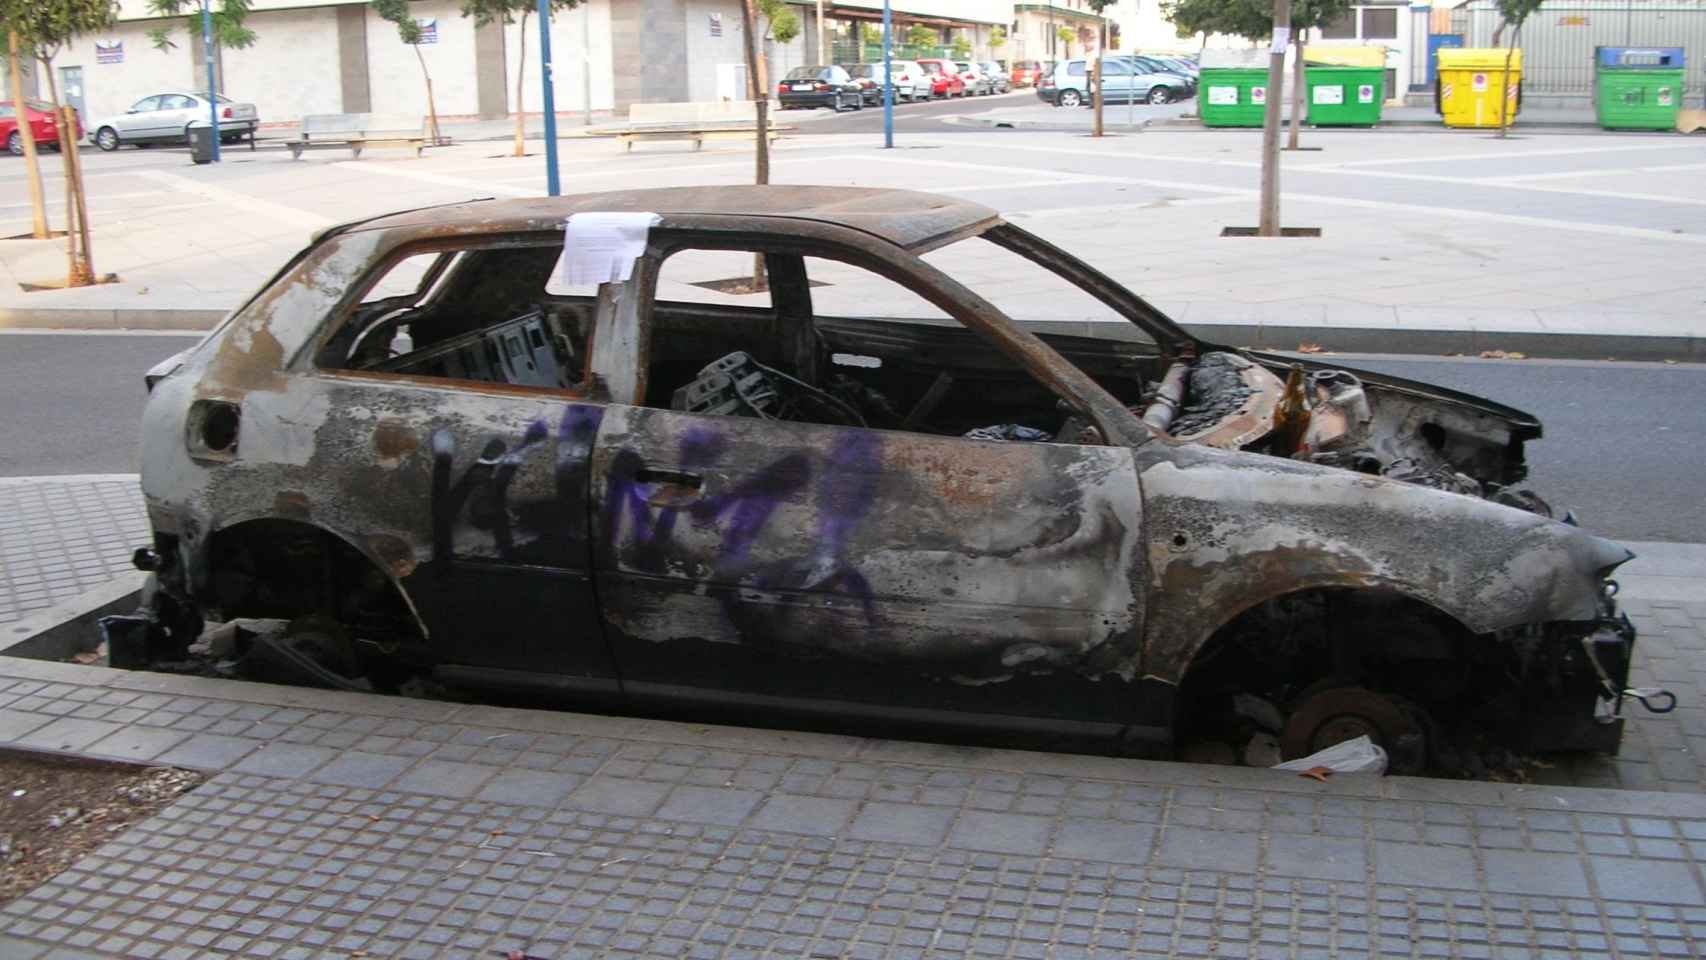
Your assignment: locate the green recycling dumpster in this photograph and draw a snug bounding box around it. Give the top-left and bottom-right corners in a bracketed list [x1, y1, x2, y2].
[1305, 66, 1384, 126]
[1199, 68, 1270, 127]
[1595, 46, 1685, 130]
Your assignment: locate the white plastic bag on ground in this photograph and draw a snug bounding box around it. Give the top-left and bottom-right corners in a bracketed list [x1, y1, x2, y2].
[1271, 735, 1388, 775]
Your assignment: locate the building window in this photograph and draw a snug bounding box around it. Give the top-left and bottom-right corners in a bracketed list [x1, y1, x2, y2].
[1361, 7, 1398, 38]
[1320, 10, 1356, 38]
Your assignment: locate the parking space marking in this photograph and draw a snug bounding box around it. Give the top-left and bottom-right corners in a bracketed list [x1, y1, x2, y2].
[134, 169, 332, 230]
[1487, 160, 1706, 183]
[1296, 141, 1706, 168]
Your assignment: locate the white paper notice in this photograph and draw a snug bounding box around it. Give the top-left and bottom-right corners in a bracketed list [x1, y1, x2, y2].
[1208, 85, 1238, 105]
[1269, 27, 1290, 55]
[557, 212, 663, 287]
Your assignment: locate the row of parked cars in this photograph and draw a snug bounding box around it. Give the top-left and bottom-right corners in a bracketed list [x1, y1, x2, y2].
[778, 58, 1015, 111]
[1, 91, 259, 155]
[1037, 53, 1200, 107]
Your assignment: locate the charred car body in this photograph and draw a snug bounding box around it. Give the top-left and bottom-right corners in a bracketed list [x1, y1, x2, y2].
[109, 187, 1660, 771]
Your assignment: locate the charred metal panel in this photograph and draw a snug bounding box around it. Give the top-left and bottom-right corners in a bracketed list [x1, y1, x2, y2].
[589, 406, 1146, 722]
[1135, 442, 1632, 686]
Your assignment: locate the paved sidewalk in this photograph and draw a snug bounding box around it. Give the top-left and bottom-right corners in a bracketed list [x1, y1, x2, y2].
[0, 476, 149, 625]
[4, 650, 1706, 959]
[4, 130, 1704, 359]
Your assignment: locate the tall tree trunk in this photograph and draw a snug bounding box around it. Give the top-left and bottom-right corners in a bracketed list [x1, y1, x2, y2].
[514, 9, 529, 157]
[65, 110, 94, 282]
[1091, 23, 1103, 137]
[42, 60, 91, 286]
[1497, 25, 1518, 139]
[8, 32, 50, 239]
[413, 43, 441, 143]
[1287, 35, 1305, 149]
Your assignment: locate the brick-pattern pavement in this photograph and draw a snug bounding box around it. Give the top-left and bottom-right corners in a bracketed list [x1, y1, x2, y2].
[0, 476, 149, 624]
[3, 657, 1706, 958]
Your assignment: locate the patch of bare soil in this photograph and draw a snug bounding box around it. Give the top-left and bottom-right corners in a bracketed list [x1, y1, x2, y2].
[0, 749, 202, 906]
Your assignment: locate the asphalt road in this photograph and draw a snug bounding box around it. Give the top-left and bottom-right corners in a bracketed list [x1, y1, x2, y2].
[2, 334, 1699, 542]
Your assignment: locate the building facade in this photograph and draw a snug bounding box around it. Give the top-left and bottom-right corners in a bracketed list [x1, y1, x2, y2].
[16, 0, 1024, 128]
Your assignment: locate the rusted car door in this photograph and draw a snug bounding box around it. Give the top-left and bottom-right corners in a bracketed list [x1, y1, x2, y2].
[590, 408, 1145, 732]
[583, 237, 1147, 735]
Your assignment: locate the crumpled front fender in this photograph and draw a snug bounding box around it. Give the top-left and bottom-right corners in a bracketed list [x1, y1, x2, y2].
[1136, 443, 1633, 685]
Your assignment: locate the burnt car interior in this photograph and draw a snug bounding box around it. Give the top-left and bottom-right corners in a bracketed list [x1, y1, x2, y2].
[316, 227, 1547, 508]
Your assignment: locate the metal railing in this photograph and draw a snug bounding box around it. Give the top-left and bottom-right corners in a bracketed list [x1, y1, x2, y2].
[1449, 0, 1706, 95]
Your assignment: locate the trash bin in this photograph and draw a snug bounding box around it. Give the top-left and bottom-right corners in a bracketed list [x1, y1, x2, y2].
[1305, 65, 1384, 126]
[1199, 68, 1270, 127]
[1595, 47, 1685, 130]
[1436, 48, 1522, 129]
[188, 122, 215, 164]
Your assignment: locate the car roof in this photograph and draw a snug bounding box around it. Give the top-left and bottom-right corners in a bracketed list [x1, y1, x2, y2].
[350, 187, 1002, 253]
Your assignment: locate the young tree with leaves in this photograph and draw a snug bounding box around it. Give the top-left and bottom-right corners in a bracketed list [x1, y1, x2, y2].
[905, 23, 937, 56]
[949, 32, 971, 60]
[1285, 0, 1350, 149]
[373, 0, 441, 144]
[1493, 0, 1539, 137]
[1055, 24, 1074, 57]
[7, 0, 117, 285]
[461, 0, 579, 159]
[1162, 0, 1272, 46]
[751, 0, 798, 92]
[146, 0, 256, 53]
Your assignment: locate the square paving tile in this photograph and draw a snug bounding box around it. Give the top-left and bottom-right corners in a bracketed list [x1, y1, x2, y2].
[14, 717, 122, 753]
[656, 785, 763, 826]
[1153, 825, 1259, 873]
[391, 760, 496, 799]
[156, 734, 260, 770]
[474, 769, 583, 807]
[83, 726, 191, 763]
[1481, 849, 1590, 899]
[846, 802, 955, 846]
[1589, 856, 1705, 905]
[565, 777, 671, 817]
[1051, 819, 1156, 864]
[232, 744, 338, 779]
[0, 710, 53, 742]
[946, 811, 1053, 856]
[1372, 840, 1477, 890]
[308, 751, 415, 789]
[746, 795, 858, 836]
[1265, 833, 1366, 882]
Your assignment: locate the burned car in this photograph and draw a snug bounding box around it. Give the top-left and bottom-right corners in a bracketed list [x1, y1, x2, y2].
[109, 187, 1661, 772]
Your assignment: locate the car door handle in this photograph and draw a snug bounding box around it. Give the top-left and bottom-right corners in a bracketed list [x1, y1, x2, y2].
[633, 467, 705, 505]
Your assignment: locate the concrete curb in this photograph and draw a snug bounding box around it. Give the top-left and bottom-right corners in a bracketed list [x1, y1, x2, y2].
[0, 306, 226, 331]
[2, 573, 143, 661]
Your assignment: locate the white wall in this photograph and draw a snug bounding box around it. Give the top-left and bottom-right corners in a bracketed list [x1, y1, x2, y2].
[54, 21, 194, 125]
[221, 6, 343, 123]
[684, 0, 751, 102]
[501, 0, 617, 116]
[367, 0, 481, 117]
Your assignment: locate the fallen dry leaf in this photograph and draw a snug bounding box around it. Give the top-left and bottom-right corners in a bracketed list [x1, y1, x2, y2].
[1298, 766, 1334, 783]
[1296, 343, 1325, 354]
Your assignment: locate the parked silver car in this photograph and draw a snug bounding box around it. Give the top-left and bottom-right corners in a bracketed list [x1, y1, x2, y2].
[954, 61, 997, 96]
[89, 92, 259, 151]
[979, 60, 1012, 93]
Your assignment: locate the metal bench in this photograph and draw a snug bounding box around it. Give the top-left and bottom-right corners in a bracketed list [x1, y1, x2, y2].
[287, 113, 426, 159]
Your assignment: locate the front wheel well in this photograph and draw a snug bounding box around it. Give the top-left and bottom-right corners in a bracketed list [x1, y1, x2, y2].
[1175, 587, 1479, 738]
[202, 519, 420, 646]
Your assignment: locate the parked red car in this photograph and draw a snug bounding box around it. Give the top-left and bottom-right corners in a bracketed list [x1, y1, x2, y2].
[2, 99, 80, 155]
[915, 59, 968, 98]
[1009, 60, 1044, 87]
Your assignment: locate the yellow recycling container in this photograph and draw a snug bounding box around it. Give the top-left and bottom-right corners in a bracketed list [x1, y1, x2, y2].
[1436, 48, 1522, 128]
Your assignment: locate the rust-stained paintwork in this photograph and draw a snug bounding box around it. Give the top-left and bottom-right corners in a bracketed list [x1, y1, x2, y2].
[127, 187, 1639, 754]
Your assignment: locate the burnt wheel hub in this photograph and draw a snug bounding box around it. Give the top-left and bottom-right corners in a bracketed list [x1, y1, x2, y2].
[1282, 686, 1423, 772]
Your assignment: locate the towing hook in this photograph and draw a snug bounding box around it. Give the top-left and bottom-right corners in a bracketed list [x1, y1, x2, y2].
[1627, 687, 1678, 714]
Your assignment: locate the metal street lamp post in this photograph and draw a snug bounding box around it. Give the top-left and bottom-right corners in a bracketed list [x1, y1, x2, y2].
[882, 0, 893, 147]
[201, 0, 220, 162]
[538, 0, 560, 195]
